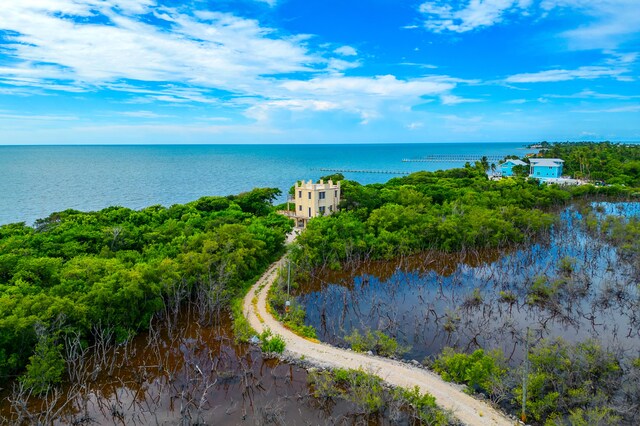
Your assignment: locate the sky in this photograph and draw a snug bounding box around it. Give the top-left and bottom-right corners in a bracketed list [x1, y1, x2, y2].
[0, 0, 639, 144]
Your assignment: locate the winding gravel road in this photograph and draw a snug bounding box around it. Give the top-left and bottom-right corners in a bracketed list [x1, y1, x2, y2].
[243, 255, 515, 426]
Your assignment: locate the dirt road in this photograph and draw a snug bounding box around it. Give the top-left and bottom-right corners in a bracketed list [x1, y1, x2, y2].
[243, 256, 515, 426]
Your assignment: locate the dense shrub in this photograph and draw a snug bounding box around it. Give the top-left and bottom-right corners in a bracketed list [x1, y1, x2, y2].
[267, 268, 317, 339]
[295, 143, 640, 271]
[433, 348, 506, 394]
[259, 329, 286, 354]
[344, 328, 409, 358]
[308, 368, 451, 424]
[515, 339, 622, 424]
[0, 188, 292, 391]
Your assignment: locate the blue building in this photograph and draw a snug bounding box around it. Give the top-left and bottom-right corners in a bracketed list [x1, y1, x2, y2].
[529, 158, 564, 180]
[500, 159, 527, 176]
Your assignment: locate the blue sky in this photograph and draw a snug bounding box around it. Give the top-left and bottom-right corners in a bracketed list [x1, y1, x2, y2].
[0, 0, 638, 144]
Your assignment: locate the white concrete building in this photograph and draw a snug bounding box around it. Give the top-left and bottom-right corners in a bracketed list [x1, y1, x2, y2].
[293, 179, 341, 227]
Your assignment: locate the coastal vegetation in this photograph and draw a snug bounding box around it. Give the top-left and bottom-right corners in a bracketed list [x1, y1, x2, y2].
[291, 142, 640, 424]
[344, 328, 408, 358]
[0, 188, 291, 393]
[432, 339, 628, 425]
[297, 202, 640, 424]
[296, 176, 623, 273]
[3, 141, 640, 424]
[267, 265, 318, 339]
[258, 328, 286, 354]
[432, 348, 506, 396]
[541, 142, 640, 185]
[308, 367, 454, 425]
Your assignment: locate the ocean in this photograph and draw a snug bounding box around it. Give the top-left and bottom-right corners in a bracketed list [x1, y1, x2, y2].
[0, 143, 531, 226]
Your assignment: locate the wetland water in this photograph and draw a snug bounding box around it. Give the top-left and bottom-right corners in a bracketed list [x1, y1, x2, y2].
[0, 310, 377, 425]
[298, 202, 640, 364]
[3, 202, 639, 425]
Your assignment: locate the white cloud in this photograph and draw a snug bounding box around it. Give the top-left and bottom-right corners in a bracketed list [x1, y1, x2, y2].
[334, 46, 358, 56]
[243, 75, 458, 124]
[245, 99, 341, 122]
[605, 51, 638, 65]
[327, 58, 360, 72]
[0, 112, 78, 121]
[254, 0, 278, 7]
[281, 75, 454, 97]
[419, 0, 640, 50]
[117, 110, 172, 118]
[572, 105, 640, 113]
[506, 98, 528, 104]
[419, 0, 530, 33]
[0, 1, 317, 93]
[541, 0, 640, 49]
[545, 89, 640, 100]
[0, 0, 479, 130]
[505, 65, 630, 83]
[440, 94, 483, 105]
[400, 62, 439, 69]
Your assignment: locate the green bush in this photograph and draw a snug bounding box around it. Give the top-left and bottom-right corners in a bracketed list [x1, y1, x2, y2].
[0, 190, 291, 381]
[267, 270, 317, 339]
[514, 338, 622, 424]
[344, 328, 409, 357]
[230, 297, 254, 343]
[294, 142, 640, 272]
[308, 368, 450, 424]
[433, 348, 506, 394]
[527, 276, 562, 305]
[394, 385, 450, 425]
[309, 368, 385, 414]
[20, 332, 65, 395]
[259, 329, 285, 354]
[563, 407, 621, 425]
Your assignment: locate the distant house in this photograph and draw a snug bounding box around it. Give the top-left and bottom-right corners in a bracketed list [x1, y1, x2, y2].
[529, 158, 564, 180]
[292, 179, 341, 227]
[500, 159, 527, 177]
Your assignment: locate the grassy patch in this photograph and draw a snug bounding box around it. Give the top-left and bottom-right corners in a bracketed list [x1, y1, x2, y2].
[267, 266, 318, 340]
[344, 328, 410, 358]
[433, 348, 506, 395]
[259, 328, 285, 354]
[230, 296, 255, 343]
[308, 367, 452, 424]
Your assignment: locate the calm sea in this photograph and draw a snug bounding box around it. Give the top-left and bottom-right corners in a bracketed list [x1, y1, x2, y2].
[0, 143, 530, 226]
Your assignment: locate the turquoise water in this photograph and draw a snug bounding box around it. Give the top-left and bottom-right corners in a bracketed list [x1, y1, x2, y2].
[0, 143, 529, 225]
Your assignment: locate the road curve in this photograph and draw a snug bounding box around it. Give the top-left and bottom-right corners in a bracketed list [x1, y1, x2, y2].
[243, 256, 515, 426]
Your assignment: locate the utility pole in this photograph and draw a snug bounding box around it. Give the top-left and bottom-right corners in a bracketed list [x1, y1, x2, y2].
[287, 261, 291, 297]
[285, 260, 291, 315]
[522, 327, 529, 423]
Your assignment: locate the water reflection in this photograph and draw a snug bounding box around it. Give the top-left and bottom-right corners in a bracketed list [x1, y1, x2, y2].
[299, 203, 640, 364]
[0, 311, 367, 425]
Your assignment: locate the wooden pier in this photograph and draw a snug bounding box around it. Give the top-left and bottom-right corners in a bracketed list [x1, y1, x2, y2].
[316, 168, 410, 175]
[402, 155, 503, 163]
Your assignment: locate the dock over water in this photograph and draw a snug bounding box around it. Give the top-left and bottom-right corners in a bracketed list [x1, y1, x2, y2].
[316, 168, 410, 175]
[402, 155, 504, 163]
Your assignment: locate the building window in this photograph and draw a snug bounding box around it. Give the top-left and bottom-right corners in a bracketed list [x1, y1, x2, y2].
[308, 192, 311, 200]
[308, 207, 311, 217]
[298, 190, 302, 198]
[319, 191, 325, 200]
[299, 205, 302, 211]
[329, 205, 333, 212]
[335, 190, 338, 197]
[319, 206, 326, 215]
